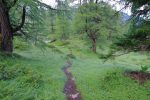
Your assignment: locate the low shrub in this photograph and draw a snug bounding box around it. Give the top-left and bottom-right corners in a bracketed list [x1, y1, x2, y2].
[0, 64, 27, 80]
[66, 53, 76, 59]
[55, 41, 70, 46]
[14, 38, 29, 51]
[140, 65, 150, 73]
[48, 44, 63, 54]
[20, 70, 44, 88]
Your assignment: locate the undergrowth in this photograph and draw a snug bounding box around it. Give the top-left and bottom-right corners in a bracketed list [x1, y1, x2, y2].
[0, 49, 66, 100]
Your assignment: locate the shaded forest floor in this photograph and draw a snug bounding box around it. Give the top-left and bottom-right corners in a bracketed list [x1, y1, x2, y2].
[0, 37, 150, 100]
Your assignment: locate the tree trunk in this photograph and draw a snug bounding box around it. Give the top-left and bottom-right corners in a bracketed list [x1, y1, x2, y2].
[0, 3, 13, 53]
[79, 0, 82, 5]
[107, 31, 112, 40]
[83, 0, 87, 4]
[0, 22, 2, 50]
[92, 38, 96, 53]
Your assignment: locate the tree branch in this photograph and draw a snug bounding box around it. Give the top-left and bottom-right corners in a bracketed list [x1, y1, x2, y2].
[95, 0, 99, 4]
[103, 50, 131, 62]
[36, 0, 56, 10]
[13, 29, 27, 36]
[135, 8, 150, 16]
[127, 8, 150, 21]
[113, 2, 129, 16]
[8, 0, 18, 10]
[36, 0, 69, 11]
[12, 6, 26, 33]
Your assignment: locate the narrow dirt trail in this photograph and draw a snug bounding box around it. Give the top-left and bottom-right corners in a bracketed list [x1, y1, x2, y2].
[63, 60, 83, 100]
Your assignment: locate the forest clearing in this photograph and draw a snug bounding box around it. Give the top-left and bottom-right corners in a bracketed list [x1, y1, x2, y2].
[0, 0, 150, 100]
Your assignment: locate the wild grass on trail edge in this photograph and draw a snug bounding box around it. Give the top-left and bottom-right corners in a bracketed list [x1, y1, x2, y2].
[0, 48, 66, 100]
[71, 54, 150, 100]
[0, 37, 150, 100]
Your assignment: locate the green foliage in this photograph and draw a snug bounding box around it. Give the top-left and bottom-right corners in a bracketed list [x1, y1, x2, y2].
[55, 0, 72, 40]
[99, 69, 149, 100]
[98, 53, 113, 60]
[0, 63, 41, 86]
[74, 2, 121, 37]
[125, 0, 149, 13]
[72, 56, 150, 100]
[55, 40, 70, 46]
[0, 63, 44, 99]
[14, 38, 30, 51]
[0, 64, 16, 80]
[56, 15, 71, 40]
[0, 52, 24, 61]
[20, 70, 43, 88]
[74, 3, 101, 37]
[66, 53, 76, 59]
[48, 44, 64, 54]
[1, 0, 150, 99]
[73, 2, 122, 53]
[115, 0, 150, 52]
[140, 65, 150, 73]
[0, 48, 66, 99]
[9, 0, 48, 50]
[115, 20, 150, 51]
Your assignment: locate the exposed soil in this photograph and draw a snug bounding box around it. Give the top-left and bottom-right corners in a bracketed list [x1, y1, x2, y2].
[125, 71, 150, 84]
[63, 60, 83, 100]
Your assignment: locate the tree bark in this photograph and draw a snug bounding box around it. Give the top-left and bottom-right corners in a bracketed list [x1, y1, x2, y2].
[83, 0, 87, 4]
[0, 2, 13, 53]
[79, 0, 82, 5]
[92, 38, 96, 53]
[0, 1, 26, 53]
[107, 31, 112, 40]
[88, 32, 97, 53]
[95, 0, 99, 4]
[0, 23, 2, 50]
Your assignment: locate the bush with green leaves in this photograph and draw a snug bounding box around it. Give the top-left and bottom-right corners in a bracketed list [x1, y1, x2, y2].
[115, 15, 150, 51]
[0, 63, 27, 80]
[66, 53, 76, 59]
[48, 44, 63, 54]
[140, 65, 150, 73]
[20, 70, 44, 88]
[14, 38, 30, 51]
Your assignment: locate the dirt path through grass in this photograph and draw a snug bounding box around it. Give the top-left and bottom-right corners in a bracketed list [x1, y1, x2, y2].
[63, 60, 83, 100]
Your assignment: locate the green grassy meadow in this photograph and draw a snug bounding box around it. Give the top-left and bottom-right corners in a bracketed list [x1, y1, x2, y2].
[0, 48, 66, 100]
[0, 38, 150, 100]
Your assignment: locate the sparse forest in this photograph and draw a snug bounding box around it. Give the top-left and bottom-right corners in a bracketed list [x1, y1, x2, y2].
[0, 0, 150, 100]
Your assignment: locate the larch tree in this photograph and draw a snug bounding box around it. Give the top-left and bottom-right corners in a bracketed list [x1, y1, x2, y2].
[74, 1, 120, 53]
[0, 0, 56, 53]
[0, 0, 26, 52]
[115, 0, 150, 51]
[55, 0, 71, 40]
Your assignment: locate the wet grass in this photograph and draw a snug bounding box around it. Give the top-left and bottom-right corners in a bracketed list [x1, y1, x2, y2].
[0, 48, 66, 100]
[48, 37, 150, 100]
[0, 37, 150, 100]
[71, 52, 150, 100]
